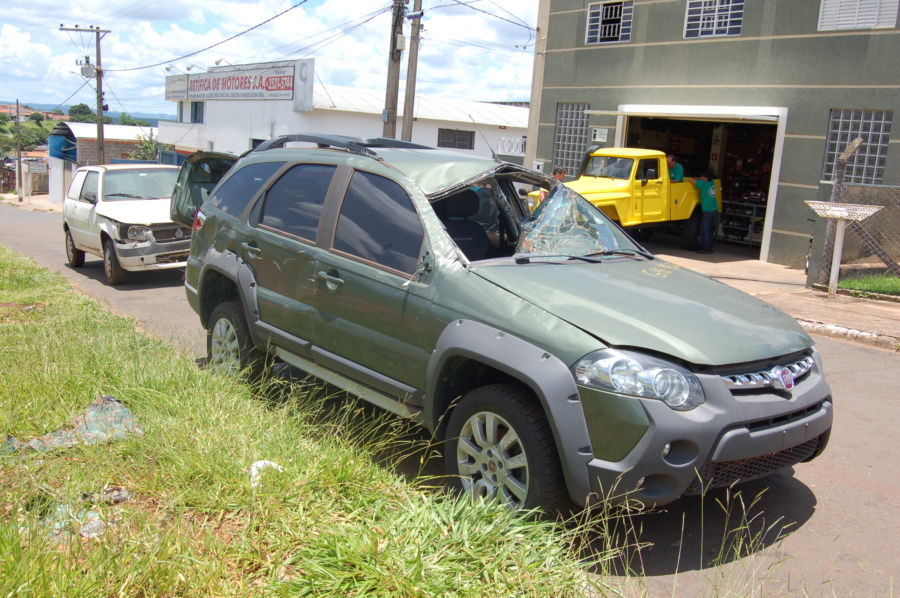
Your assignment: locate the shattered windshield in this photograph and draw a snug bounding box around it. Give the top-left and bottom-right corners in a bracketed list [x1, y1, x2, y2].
[103, 169, 178, 200]
[584, 156, 633, 180]
[515, 184, 641, 258]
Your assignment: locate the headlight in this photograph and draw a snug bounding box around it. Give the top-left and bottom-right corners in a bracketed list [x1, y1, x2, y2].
[124, 225, 151, 242]
[573, 349, 705, 411]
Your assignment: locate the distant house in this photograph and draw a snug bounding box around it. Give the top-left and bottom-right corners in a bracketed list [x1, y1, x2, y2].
[0, 104, 69, 122]
[157, 59, 528, 162]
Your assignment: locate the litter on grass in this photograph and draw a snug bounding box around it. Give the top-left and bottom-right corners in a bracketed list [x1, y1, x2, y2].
[250, 460, 284, 488]
[37, 486, 132, 541]
[2, 395, 143, 455]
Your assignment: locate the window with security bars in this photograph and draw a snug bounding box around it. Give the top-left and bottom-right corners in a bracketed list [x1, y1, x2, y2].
[437, 129, 475, 150]
[822, 109, 892, 184]
[586, 1, 634, 44]
[553, 103, 591, 175]
[818, 0, 899, 30]
[684, 0, 744, 38]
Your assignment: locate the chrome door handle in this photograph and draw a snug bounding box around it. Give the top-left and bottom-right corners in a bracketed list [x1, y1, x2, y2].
[316, 270, 344, 291]
[240, 242, 261, 259]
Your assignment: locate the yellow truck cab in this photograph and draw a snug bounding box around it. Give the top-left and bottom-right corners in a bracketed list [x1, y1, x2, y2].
[538, 147, 721, 247]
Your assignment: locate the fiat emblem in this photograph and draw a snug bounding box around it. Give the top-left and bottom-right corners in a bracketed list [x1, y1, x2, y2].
[175, 229, 184, 239]
[771, 367, 795, 390]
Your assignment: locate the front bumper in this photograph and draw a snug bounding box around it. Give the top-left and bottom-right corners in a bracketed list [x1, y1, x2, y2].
[581, 348, 833, 506]
[114, 238, 191, 271]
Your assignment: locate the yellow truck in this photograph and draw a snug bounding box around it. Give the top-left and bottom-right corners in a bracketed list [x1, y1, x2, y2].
[537, 147, 721, 247]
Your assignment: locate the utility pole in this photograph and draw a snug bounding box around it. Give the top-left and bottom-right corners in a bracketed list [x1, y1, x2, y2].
[15, 100, 23, 202]
[401, 0, 422, 142]
[382, 0, 407, 139]
[60, 25, 110, 164]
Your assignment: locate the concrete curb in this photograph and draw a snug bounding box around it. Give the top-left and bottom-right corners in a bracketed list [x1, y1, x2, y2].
[798, 319, 900, 351]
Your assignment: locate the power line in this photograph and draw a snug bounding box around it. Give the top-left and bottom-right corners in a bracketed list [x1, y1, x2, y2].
[264, 5, 392, 61]
[431, 0, 536, 32]
[47, 79, 93, 114]
[105, 0, 312, 72]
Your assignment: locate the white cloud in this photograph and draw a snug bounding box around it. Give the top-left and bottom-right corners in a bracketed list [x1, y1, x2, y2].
[3, 0, 537, 116]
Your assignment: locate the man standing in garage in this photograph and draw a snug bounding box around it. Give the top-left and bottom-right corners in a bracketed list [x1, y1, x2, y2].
[693, 169, 719, 253]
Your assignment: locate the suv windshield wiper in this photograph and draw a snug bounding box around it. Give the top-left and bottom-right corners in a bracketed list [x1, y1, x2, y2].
[514, 254, 603, 264]
[585, 248, 654, 260]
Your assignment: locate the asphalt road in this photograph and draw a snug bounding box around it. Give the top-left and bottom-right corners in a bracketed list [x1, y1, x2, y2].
[1, 203, 898, 596]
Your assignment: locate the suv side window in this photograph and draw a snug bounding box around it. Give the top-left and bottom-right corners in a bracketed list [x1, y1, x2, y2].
[259, 164, 336, 242]
[209, 161, 283, 216]
[333, 171, 424, 275]
[80, 171, 99, 202]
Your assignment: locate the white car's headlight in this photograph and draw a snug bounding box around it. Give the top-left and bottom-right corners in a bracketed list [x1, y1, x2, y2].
[125, 225, 151, 242]
[573, 349, 705, 411]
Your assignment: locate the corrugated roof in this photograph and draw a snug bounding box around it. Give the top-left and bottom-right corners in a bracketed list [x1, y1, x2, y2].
[313, 84, 528, 128]
[57, 122, 157, 142]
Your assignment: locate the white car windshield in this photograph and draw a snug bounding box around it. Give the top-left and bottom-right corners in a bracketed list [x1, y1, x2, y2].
[103, 169, 178, 200]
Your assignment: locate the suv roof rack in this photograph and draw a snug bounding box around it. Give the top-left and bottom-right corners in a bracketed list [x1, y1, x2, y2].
[250, 134, 433, 158]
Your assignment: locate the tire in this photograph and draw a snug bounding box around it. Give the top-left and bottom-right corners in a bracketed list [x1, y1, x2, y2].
[102, 239, 127, 285]
[206, 301, 264, 378]
[681, 210, 701, 250]
[445, 383, 571, 514]
[65, 229, 85, 268]
[630, 227, 655, 242]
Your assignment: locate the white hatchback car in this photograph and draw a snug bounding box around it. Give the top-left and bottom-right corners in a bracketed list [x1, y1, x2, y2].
[63, 164, 190, 285]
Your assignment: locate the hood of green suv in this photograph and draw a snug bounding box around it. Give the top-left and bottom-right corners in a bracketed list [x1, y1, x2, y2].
[473, 259, 811, 366]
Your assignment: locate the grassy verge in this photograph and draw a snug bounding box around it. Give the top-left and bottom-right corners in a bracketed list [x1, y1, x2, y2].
[839, 273, 900, 297]
[0, 246, 614, 596]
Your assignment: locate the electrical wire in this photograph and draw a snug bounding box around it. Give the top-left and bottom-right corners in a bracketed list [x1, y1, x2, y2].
[105, 0, 313, 72]
[261, 5, 392, 61]
[430, 0, 535, 32]
[46, 79, 93, 114]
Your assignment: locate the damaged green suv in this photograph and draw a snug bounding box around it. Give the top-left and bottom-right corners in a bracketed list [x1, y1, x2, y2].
[172, 134, 832, 512]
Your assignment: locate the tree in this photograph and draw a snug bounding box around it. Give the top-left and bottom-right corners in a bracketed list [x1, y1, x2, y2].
[119, 112, 151, 127]
[129, 131, 173, 161]
[29, 112, 45, 123]
[68, 103, 96, 123]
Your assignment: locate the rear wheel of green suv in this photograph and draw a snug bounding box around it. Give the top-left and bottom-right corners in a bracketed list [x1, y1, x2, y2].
[207, 301, 263, 378]
[446, 383, 570, 514]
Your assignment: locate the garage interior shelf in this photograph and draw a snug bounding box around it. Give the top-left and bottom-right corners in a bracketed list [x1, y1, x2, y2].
[718, 199, 766, 247]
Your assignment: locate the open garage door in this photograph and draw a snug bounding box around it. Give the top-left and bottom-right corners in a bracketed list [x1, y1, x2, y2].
[585, 105, 787, 262]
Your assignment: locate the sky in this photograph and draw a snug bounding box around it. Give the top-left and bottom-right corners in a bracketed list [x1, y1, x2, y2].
[1, 0, 539, 117]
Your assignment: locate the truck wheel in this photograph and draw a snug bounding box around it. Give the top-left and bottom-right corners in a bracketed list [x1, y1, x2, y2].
[103, 239, 127, 285]
[681, 210, 702, 250]
[445, 383, 570, 514]
[207, 301, 264, 378]
[65, 229, 85, 268]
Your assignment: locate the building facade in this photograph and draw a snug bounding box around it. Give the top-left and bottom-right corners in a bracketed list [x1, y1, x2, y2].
[158, 59, 528, 163]
[526, 0, 899, 266]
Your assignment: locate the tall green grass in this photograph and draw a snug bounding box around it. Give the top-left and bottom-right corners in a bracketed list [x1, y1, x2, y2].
[0, 245, 813, 597]
[0, 246, 613, 596]
[839, 273, 900, 296]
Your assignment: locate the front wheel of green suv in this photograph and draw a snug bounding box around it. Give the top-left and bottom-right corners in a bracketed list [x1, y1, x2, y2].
[445, 383, 571, 514]
[207, 301, 264, 378]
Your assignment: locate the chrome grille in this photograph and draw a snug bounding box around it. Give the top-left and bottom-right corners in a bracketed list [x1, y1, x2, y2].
[720, 355, 815, 390]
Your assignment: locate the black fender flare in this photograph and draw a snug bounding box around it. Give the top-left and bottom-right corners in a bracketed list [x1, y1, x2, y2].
[425, 319, 594, 504]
